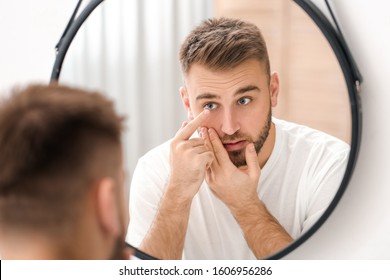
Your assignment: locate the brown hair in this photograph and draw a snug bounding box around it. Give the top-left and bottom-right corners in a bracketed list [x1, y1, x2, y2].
[0, 83, 124, 233]
[179, 17, 270, 77]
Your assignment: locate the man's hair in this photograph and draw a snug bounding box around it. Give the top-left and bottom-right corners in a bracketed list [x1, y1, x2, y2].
[0, 83, 124, 233]
[179, 17, 270, 77]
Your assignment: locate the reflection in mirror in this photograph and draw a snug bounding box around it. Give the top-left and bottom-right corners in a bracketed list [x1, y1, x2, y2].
[58, 0, 351, 259]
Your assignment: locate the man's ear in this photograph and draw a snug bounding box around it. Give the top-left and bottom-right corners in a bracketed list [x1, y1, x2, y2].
[270, 72, 279, 108]
[96, 177, 120, 238]
[180, 86, 194, 120]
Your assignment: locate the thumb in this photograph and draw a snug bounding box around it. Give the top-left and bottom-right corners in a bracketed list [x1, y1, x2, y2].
[245, 143, 260, 178]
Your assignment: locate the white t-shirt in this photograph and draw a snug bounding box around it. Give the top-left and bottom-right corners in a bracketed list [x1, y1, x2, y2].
[126, 118, 350, 259]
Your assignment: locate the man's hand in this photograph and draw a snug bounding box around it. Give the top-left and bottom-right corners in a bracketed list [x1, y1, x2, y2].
[169, 110, 214, 201]
[203, 127, 261, 211]
[202, 127, 293, 259]
[139, 111, 213, 260]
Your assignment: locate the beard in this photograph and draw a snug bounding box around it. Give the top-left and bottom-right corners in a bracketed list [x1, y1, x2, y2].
[223, 108, 272, 167]
[109, 208, 128, 259]
[109, 236, 127, 260]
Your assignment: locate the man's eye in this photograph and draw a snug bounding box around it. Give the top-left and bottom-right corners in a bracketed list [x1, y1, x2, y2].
[203, 103, 218, 110]
[238, 97, 251, 105]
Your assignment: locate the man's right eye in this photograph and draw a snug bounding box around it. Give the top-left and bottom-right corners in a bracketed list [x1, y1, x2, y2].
[203, 103, 218, 111]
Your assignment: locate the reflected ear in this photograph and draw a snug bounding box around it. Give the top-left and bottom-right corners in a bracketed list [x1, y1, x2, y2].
[270, 72, 279, 107]
[180, 86, 194, 120]
[96, 177, 120, 238]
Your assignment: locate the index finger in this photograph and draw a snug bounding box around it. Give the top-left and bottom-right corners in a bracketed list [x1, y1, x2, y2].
[176, 110, 210, 140]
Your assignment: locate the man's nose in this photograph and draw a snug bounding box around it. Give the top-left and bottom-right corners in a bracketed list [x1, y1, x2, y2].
[221, 109, 240, 135]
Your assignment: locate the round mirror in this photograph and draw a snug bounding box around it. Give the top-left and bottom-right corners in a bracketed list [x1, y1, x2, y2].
[51, 0, 361, 260]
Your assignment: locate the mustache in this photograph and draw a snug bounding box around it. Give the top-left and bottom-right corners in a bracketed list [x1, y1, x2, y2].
[220, 133, 252, 143]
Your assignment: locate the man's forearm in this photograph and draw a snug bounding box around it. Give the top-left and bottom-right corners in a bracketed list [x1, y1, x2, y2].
[139, 184, 192, 260]
[231, 198, 293, 259]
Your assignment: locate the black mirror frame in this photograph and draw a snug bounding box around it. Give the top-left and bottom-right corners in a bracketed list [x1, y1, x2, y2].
[50, 0, 362, 260]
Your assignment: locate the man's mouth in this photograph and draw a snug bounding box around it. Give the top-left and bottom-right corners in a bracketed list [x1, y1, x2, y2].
[223, 140, 249, 152]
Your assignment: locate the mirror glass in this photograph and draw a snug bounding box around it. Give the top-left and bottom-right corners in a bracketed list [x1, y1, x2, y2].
[58, 0, 351, 259]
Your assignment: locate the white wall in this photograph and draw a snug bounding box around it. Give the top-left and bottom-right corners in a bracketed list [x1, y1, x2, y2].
[0, 0, 389, 259]
[286, 0, 390, 259]
[0, 0, 78, 93]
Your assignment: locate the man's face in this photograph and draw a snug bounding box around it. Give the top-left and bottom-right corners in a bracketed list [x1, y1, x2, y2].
[181, 59, 279, 167]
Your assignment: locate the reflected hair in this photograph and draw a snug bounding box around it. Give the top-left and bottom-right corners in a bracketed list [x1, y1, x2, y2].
[0, 83, 124, 232]
[179, 17, 271, 78]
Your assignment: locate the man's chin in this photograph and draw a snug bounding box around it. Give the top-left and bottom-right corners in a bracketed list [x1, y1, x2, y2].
[110, 237, 127, 260]
[228, 151, 247, 167]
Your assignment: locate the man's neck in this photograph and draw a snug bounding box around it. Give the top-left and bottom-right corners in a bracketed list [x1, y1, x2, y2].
[0, 232, 81, 259]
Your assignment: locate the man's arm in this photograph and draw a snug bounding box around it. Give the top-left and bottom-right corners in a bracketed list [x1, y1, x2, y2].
[204, 128, 292, 259]
[139, 185, 193, 259]
[230, 196, 293, 259]
[138, 110, 213, 260]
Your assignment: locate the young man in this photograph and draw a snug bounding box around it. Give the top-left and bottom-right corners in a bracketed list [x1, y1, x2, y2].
[127, 17, 349, 259]
[0, 84, 130, 259]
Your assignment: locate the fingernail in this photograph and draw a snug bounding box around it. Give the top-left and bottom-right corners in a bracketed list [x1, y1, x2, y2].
[249, 143, 255, 152]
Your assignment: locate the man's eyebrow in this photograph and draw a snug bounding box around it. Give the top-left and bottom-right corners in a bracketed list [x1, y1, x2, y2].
[235, 85, 261, 95]
[196, 93, 220, 101]
[195, 85, 261, 101]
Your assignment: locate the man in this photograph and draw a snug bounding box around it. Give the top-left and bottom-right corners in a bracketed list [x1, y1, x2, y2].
[0, 83, 130, 259]
[126, 17, 349, 260]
